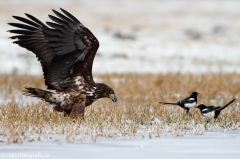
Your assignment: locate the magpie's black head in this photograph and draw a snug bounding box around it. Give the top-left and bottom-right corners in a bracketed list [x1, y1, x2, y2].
[196, 104, 206, 110]
[190, 92, 199, 98]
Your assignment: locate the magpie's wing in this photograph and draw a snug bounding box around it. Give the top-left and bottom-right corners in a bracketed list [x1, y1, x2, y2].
[179, 98, 195, 104]
[202, 106, 220, 114]
[8, 8, 99, 90]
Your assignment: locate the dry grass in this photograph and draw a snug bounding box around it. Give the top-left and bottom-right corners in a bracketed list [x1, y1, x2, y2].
[0, 73, 239, 144]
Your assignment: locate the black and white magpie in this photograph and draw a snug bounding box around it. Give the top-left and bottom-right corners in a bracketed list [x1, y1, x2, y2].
[159, 92, 199, 115]
[196, 99, 235, 119]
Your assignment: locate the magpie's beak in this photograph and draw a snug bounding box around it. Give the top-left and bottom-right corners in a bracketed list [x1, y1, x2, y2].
[109, 94, 117, 102]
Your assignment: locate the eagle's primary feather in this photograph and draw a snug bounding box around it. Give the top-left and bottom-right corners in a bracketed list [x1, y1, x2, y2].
[8, 8, 117, 119]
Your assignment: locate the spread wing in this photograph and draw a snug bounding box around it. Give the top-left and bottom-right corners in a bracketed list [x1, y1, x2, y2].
[8, 14, 55, 88]
[8, 8, 99, 90]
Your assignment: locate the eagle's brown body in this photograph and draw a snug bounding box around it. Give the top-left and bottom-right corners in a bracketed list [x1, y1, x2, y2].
[8, 8, 117, 119]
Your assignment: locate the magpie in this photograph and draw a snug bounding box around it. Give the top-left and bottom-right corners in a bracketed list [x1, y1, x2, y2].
[196, 99, 235, 119]
[159, 92, 199, 115]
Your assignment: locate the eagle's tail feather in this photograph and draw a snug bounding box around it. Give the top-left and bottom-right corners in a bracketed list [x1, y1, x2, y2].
[159, 102, 178, 105]
[23, 87, 55, 102]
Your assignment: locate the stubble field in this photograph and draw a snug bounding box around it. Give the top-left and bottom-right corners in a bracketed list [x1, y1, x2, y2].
[0, 73, 239, 144]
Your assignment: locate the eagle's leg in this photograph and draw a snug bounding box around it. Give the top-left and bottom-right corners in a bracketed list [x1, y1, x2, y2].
[54, 105, 71, 117]
[64, 110, 72, 117]
[53, 105, 64, 112]
[54, 105, 76, 117]
[69, 95, 86, 120]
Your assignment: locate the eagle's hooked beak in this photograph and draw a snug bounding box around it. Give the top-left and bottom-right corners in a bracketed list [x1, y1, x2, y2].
[109, 94, 117, 102]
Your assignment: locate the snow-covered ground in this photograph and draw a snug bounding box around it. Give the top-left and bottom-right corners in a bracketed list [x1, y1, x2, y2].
[0, 0, 240, 74]
[1, 130, 240, 159]
[0, 1, 240, 158]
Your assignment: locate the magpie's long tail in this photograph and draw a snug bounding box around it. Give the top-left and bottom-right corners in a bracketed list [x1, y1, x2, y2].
[218, 99, 235, 111]
[159, 102, 178, 105]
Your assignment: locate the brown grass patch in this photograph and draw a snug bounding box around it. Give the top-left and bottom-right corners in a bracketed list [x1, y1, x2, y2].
[0, 73, 239, 144]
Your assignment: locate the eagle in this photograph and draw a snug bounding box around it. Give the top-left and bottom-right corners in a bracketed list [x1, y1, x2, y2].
[8, 8, 117, 119]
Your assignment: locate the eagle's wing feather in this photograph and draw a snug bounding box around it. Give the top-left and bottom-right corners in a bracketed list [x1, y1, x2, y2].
[70, 26, 99, 86]
[8, 8, 99, 90]
[8, 16, 55, 89]
[45, 8, 99, 89]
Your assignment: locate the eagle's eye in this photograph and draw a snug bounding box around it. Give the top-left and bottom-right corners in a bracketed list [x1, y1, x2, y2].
[109, 90, 113, 94]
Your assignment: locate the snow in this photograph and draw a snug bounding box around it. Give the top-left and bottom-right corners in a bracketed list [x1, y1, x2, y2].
[0, 0, 240, 158]
[0, 130, 240, 159]
[0, 0, 240, 75]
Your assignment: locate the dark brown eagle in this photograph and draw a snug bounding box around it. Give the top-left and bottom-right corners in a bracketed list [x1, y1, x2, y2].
[8, 8, 117, 119]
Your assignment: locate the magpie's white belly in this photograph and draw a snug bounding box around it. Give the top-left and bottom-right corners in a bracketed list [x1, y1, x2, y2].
[185, 102, 196, 108]
[203, 111, 215, 119]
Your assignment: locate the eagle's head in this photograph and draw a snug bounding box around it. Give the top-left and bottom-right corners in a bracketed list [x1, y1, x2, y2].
[95, 83, 117, 102]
